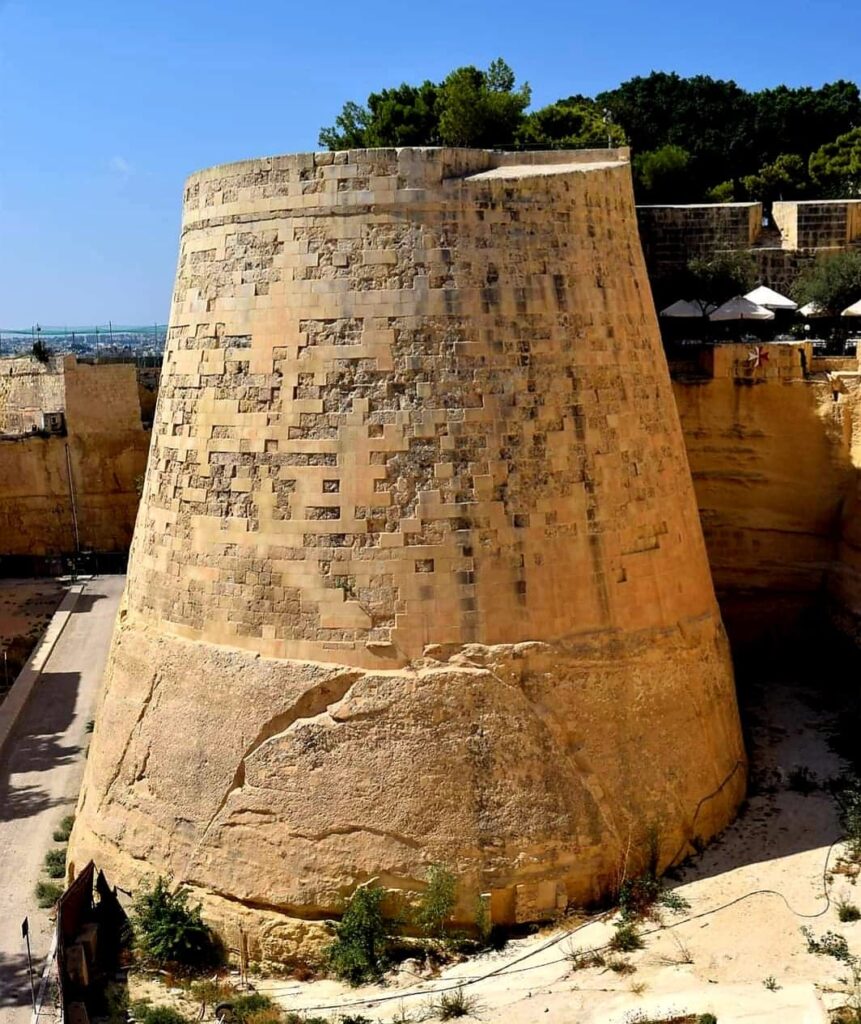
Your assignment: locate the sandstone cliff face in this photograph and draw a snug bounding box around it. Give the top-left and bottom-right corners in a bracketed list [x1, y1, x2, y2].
[72, 148, 745, 961]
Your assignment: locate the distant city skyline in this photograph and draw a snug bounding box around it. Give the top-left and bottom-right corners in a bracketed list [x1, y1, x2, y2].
[1, 0, 859, 325]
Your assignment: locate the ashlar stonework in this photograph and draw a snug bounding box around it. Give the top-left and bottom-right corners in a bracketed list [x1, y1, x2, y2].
[71, 147, 746, 963]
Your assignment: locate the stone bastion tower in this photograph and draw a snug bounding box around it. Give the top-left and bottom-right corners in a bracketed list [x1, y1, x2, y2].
[72, 147, 745, 960]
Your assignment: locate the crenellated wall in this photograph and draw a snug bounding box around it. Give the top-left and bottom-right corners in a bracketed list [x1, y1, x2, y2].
[72, 147, 745, 962]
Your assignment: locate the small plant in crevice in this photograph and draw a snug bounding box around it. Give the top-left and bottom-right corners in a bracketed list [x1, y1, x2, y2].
[325, 883, 390, 986]
[838, 898, 861, 923]
[430, 986, 480, 1020]
[763, 975, 780, 991]
[802, 926, 855, 963]
[609, 921, 645, 953]
[618, 874, 690, 923]
[606, 955, 636, 975]
[565, 944, 606, 971]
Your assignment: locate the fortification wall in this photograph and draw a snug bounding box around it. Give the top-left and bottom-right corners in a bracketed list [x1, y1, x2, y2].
[773, 199, 861, 250]
[636, 202, 761, 276]
[0, 356, 66, 433]
[671, 343, 861, 647]
[73, 147, 745, 961]
[0, 357, 151, 559]
[638, 199, 861, 296]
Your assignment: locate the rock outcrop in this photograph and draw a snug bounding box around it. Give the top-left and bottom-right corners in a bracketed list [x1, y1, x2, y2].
[71, 147, 745, 961]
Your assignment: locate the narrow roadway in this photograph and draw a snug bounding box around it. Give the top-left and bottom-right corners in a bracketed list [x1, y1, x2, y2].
[0, 575, 124, 1023]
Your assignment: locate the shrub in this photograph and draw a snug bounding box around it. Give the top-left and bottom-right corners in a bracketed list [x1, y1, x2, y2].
[431, 986, 479, 1020]
[787, 765, 819, 794]
[35, 880, 63, 908]
[763, 975, 779, 991]
[325, 884, 389, 985]
[802, 926, 854, 963]
[130, 1004, 191, 1024]
[474, 893, 492, 946]
[131, 876, 219, 969]
[837, 784, 861, 863]
[44, 847, 66, 879]
[609, 922, 644, 953]
[839, 899, 861, 923]
[618, 874, 689, 922]
[606, 956, 636, 975]
[224, 994, 282, 1023]
[415, 864, 457, 940]
[53, 815, 75, 842]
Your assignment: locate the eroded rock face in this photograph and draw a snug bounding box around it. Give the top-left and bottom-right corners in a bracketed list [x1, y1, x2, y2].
[72, 147, 745, 959]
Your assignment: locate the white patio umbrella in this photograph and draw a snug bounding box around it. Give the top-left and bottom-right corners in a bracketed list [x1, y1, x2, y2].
[799, 301, 827, 318]
[744, 285, 798, 311]
[841, 298, 861, 317]
[709, 296, 775, 321]
[659, 299, 711, 318]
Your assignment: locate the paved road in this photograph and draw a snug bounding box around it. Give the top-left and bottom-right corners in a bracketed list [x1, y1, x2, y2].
[0, 575, 124, 1023]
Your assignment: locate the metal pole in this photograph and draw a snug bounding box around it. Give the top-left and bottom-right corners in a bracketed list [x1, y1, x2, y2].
[64, 443, 80, 559]
[22, 918, 35, 1012]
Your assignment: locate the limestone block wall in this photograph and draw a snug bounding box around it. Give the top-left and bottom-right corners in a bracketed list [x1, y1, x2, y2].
[73, 147, 745, 961]
[636, 203, 761, 278]
[0, 357, 151, 559]
[0, 356, 66, 434]
[773, 199, 861, 250]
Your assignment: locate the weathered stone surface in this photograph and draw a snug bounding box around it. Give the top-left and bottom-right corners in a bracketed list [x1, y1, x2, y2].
[72, 147, 745, 952]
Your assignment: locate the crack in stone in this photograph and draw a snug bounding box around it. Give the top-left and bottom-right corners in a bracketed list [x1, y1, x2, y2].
[179, 668, 364, 880]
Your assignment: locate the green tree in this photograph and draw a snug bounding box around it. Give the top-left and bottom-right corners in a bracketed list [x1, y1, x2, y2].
[794, 250, 861, 315]
[318, 59, 527, 152]
[319, 82, 439, 149]
[751, 81, 861, 168]
[325, 884, 390, 985]
[683, 251, 757, 311]
[706, 180, 736, 203]
[437, 59, 530, 147]
[516, 97, 626, 149]
[633, 145, 694, 203]
[809, 127, 861, 197]
[741, 153, 808, 203]
[598, 72, 755, 195]
[414, 864, 457, 940]
[131, 877, 219, 969]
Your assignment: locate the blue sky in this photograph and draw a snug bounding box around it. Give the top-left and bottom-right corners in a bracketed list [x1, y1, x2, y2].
[0, 0, 857, 326]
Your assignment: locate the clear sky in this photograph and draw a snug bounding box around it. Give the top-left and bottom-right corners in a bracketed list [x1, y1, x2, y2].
[0, 0, 857, 327]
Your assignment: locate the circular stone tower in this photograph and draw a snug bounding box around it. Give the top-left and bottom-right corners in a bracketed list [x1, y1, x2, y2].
[72, 147, 745, 960]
